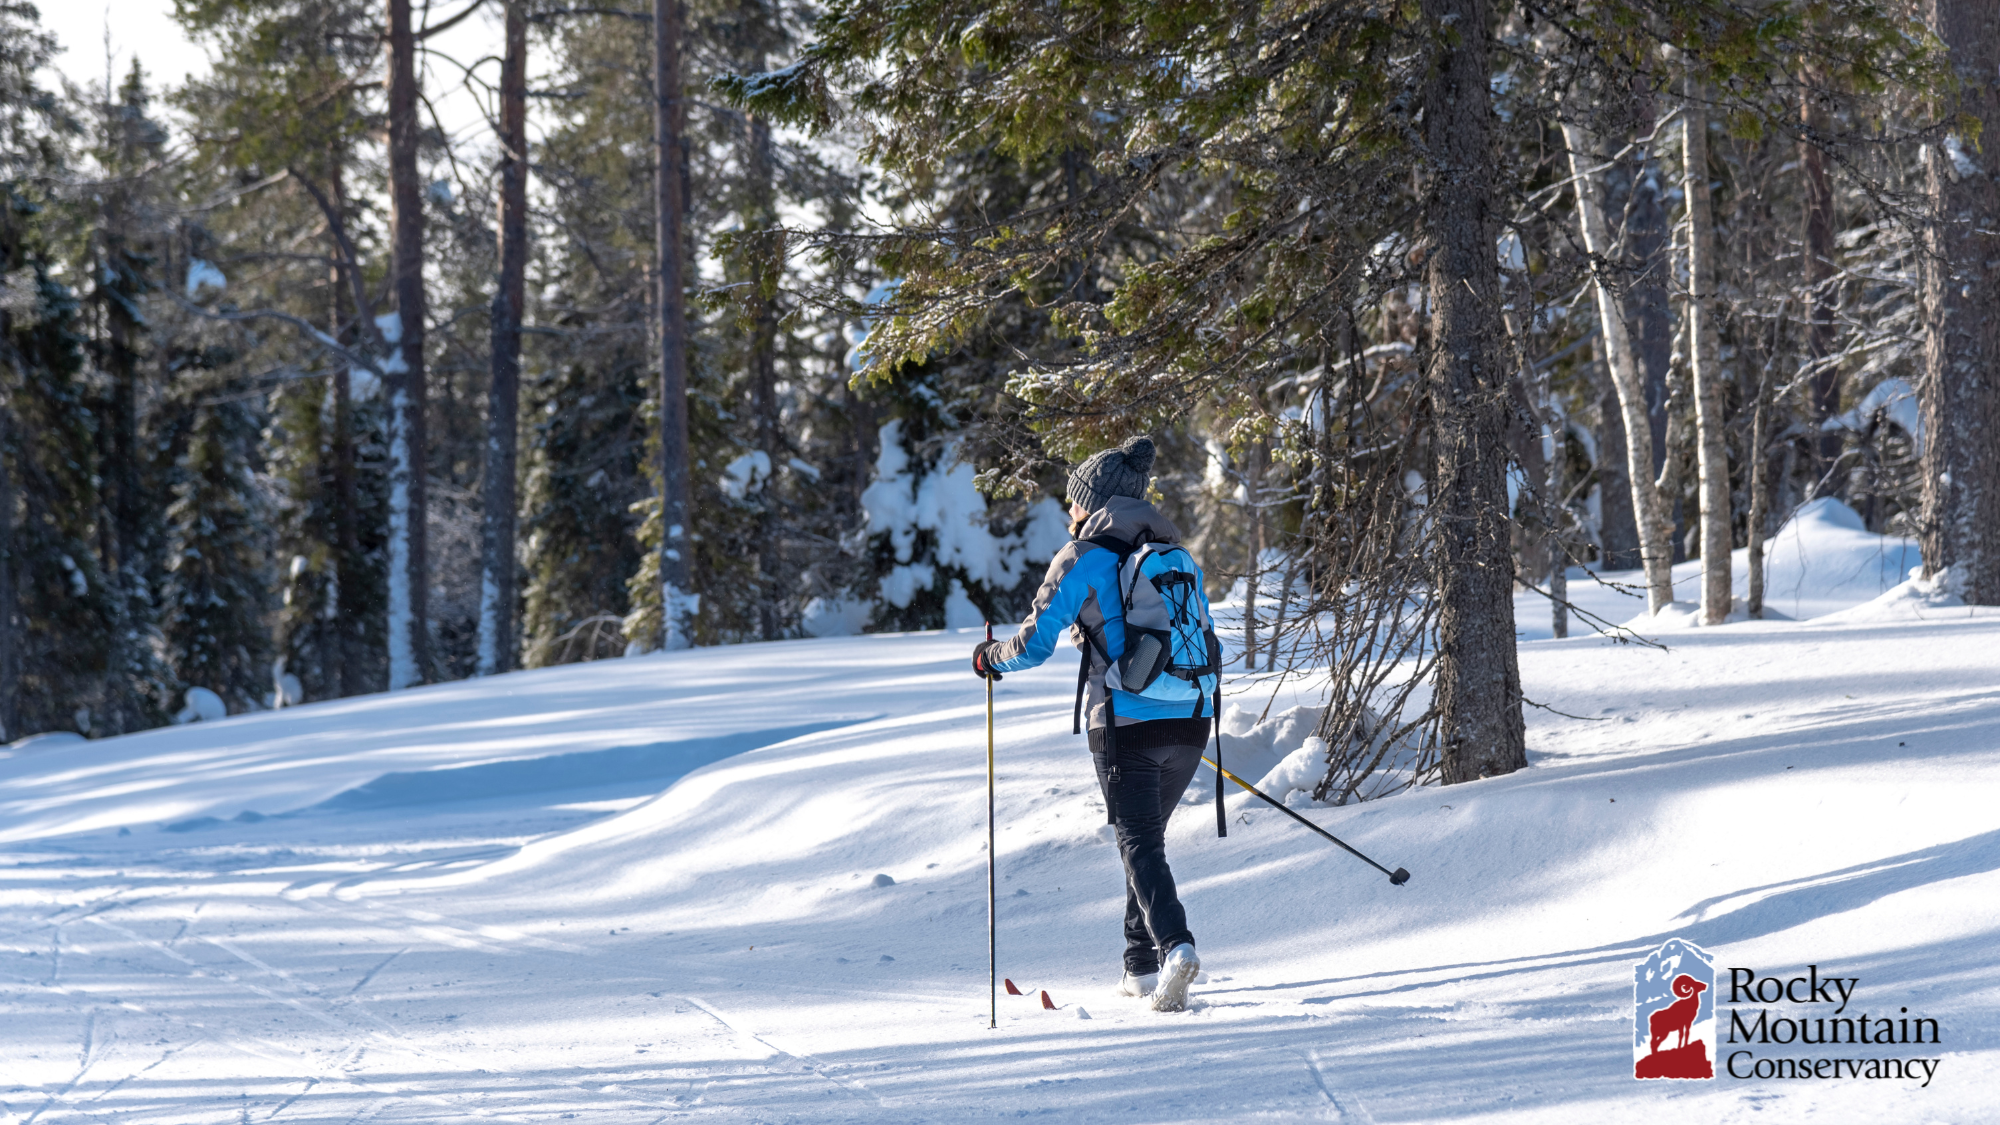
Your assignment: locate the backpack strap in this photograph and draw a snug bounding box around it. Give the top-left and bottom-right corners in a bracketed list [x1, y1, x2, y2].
[1068, 533, 1138, 825]
[1070, 534, 1135, 735]
[1073, 646, 1090, 735]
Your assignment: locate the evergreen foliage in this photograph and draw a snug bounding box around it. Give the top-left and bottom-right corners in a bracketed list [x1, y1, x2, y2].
[162, 378, 272, 711]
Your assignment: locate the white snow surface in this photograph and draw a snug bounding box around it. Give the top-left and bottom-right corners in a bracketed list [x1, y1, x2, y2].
[4, 512, 1997, 1120]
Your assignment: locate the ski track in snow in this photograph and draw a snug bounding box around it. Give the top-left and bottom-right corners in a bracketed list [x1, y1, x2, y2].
[3, 526, 1999, 1122]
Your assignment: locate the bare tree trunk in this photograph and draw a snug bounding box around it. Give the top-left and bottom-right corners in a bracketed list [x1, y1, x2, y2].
[1562, 120, 1675, 613]
[1539, 387, 1568, 639]
[1682, 94, 1733, 625]
[1802, 81, 1842, 486]
[1590, 344, 1640, 570]
[1423, 0, 1526, 785]
[1243, 436, 1266, 669]
[1920, 0, 2000, 600]
[1266, 556, 1295, 671]
[385, 0, 430, 687]
[1614, 99, 1673, 483]
[325, 157, 362, 698]
[0, 405, 13, 741]
[1502, 298, 1566, 638]
[478, 0, 528, 676]
[747, 108, 781, 642]
[1746, 363, 1772, 618]
[654, 0, 695, 648]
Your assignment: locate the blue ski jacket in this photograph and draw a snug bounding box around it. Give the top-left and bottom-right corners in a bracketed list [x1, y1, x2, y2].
[985, 495, 1214, 729]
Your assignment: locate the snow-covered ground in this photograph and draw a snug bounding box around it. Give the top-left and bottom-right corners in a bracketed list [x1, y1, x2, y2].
[4, 502, 1996, 1122]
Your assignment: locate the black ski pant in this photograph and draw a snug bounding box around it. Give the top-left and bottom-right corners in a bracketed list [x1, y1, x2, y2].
[1089, 717, 1209, 974]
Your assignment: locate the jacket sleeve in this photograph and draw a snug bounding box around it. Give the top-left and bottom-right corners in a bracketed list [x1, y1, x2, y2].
[988, 542, 1096, 674]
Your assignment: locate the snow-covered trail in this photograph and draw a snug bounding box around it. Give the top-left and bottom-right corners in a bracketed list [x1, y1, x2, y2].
[5, 595, 1999, 1120]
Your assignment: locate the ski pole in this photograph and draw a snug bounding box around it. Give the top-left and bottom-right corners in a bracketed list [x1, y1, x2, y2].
[985, 621, 997, 1030]
[1202, 755, 1411, 885]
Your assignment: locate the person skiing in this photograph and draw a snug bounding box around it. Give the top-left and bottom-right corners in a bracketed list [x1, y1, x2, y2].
[971, 436, 1216, 1013]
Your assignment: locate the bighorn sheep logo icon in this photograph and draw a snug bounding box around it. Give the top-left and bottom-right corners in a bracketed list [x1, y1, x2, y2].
[1648, 974, 1708, 1054]
[1634, 940, 1716, 1080]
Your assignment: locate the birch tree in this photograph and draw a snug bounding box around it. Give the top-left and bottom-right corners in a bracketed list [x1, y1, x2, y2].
[1561, 119, 1676, 613]
[1681, 91, 1732, 624]
[384, 0, 430, 686]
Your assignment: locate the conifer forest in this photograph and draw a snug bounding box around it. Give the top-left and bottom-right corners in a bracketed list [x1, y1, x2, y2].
[1, 0, 1994, 795]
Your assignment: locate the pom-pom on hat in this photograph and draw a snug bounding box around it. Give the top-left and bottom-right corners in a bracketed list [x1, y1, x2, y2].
[1066, 436, 1156, 513]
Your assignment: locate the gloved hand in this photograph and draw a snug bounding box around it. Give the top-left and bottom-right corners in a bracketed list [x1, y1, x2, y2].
[972, 640, 1004, 682]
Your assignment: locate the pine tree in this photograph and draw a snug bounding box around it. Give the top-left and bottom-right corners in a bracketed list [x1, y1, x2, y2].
[162, 379, 272, 711]
[85, 60, 174, 734]
[175, 0, 392, 698]
[0, 4, 121, 738]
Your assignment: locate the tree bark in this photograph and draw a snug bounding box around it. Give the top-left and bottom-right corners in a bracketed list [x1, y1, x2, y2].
[1562, 120, 1676, 613]
[385, 0, 430, 686]
[1746, 363, 1772, 618]
[1920, 0, 2000, 600]
[1802, 83, 1842, 485]
[326, 156, 361, 698]
[1615, 102, 1673, 483]
[1590, 343, 1640, 571]
[654, 0, 695, 648]
[0, 404, 13, 741]
[1422, 0, 1526, 785]
[478, 0, 528, 676]
[746, 108, 780, 642]
[1534, 362, 1568, 639]
[1682, 93, 1733, 625]
[1243, 435, 1267, 669]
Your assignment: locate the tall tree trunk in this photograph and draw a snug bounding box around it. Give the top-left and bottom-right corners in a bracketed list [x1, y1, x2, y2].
[1422, 0, 1526, 785]
[1920, 0, 2000, 600]
[1802, 83, 1842, 486]
[1535, 374, 1568, 640]
[746, 108, 781, 643]
[1590, 343, 1640, 570]
[1617, 103, 1673, 483]
[1682, 94, 1733, 625]
[1562, 120, 1676, 613]
[1502, 298, 1566, 638]
[327, 156, 361, 698]
[1242, 435, 1267, 670]
[385, 0, 430, 686]
[654, 0, 695, 648]
[1746, 362, 1772, 618]
[0, 406, 13, 741]
[478, 0, 529, 676]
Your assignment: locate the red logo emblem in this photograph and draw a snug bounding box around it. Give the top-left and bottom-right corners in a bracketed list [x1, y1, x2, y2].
[1634, 939, 1716, 1080]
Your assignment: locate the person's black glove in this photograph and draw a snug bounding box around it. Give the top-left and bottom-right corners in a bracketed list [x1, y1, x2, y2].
[972, 640, 1004, 682]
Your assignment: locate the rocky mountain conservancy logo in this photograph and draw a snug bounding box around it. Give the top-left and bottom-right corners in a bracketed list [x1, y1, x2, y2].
[1634, 939, 1717, 1079]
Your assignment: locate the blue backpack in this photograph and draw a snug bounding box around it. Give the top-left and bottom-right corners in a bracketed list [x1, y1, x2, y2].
[1074, 535, 1230, 836]
[1108, 541, 1222, 709]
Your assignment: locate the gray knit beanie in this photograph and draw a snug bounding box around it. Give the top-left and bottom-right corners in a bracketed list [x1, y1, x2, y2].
[1066, 436, 1156, 513]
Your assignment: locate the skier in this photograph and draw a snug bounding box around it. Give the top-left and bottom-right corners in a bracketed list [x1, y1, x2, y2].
[971, 436, 1216, 1013]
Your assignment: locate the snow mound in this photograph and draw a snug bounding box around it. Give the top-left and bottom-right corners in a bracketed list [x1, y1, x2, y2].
[1255, 738, 1329, 805]
[1550, 498, 1921, 639]
[1736, 498, 1921, 620]
[174, 687, 228, 723]
[1205, 704, 1323, 800]
[1812, 566, 1967, 625]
